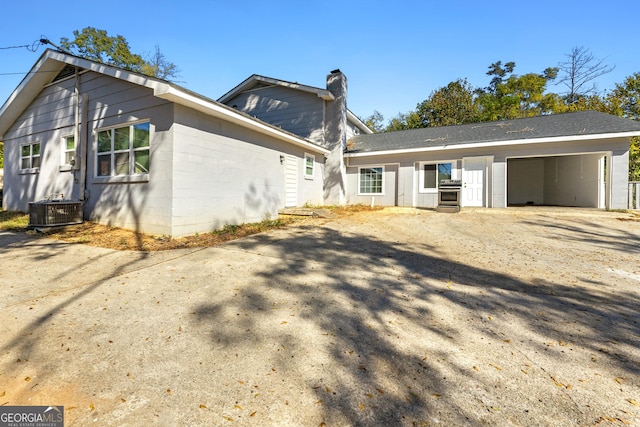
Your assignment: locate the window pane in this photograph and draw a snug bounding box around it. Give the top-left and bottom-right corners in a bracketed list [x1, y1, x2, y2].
[22, 145, 31, 157]
[21, 158, 30, 169]
[360, 167, 383, 194]
[114, 127, 130, 151]
[65, 151, 74, 165]
[32, 144, 40, 155]
[305, 156, 313, 175]
[97, 154, 111, 176]
[98, 131, 111, 152]
[438, 163, 452, 182]
[66, 136, 75, 150]
[424, 164, 436, 188]
[115, 152, 130, 175]
[32, 156, 41, 168]
[133, 122, 150, 148]
[134, 150, 149, 173]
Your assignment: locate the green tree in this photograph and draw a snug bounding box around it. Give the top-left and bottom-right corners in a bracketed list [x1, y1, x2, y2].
[363, 110, 386, 133]
[60, 27, 179, 81]
[611, 72, 640, 181]
[612, 72, 640, 120]
[484, 61, 516, 93]
[385, 111, 422, 132]
[60, 27, 146, 72]
[0, 141, 4, 168]
[415, 78, 479, 127]
[476, 62, 559, 120]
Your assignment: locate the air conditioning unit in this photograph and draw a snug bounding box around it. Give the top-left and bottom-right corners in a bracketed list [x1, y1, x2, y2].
[29, 200, 83, 227]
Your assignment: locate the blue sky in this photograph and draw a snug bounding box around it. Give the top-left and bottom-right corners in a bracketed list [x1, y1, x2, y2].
[1, 0, 638, 124]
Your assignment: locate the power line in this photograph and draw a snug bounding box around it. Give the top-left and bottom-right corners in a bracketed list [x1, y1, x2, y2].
[0, 44, 31, 50]
[0, 70, 59, 76]
[0, 36, 64, 53]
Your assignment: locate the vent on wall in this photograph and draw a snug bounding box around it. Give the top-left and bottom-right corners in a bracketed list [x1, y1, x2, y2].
[52, 65, 81, 82]
[29, 201, 83, 227]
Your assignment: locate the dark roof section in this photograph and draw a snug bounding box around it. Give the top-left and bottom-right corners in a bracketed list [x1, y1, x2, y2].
[346, 111, 640, 154]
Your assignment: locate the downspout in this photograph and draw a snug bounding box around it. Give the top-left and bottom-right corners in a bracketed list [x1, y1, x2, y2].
[79, 95, 89, 203]
[74, 68, 89, 205]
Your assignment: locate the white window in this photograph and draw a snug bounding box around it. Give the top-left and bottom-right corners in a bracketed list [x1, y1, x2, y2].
[358, 166, 384, 195]
[96, 121, 150, 177]
[20, 142, 41, 170]
[62, 135, 76, 165]
[304, 153, 315, 179]
[419, 162, 452, 192]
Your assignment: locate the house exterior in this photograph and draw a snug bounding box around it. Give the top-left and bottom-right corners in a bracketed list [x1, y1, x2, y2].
[218, 71, 372, 205]
[0, 50, 331, 236]
[2, 50, 640, 237]
[345, 112, 640, 210]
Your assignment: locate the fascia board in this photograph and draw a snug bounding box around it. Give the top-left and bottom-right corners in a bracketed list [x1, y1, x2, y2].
[218, 75, 335, 103]
[155, 86, 330, 155]
[0, 50, 169, 138]
[0, 51, 64, 138]
[347, 110, 373, 134]
[252, 75, 334, 100]
[47, 51, 167, 92]
[344, 131, 640, 158]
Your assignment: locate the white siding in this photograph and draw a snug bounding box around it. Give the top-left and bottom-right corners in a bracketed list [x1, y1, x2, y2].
[170, 104, 324, 236]
[2, 78, 78, 211]
[82, 73, 175, 235]
[345, 164, 398, 206]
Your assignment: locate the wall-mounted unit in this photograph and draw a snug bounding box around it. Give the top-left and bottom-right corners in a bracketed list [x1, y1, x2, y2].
[28, 200, 83, 227]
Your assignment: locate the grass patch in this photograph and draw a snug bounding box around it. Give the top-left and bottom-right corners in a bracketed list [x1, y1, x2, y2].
[329, 204, 383, 215]
[1, 205, 384, 251]
[0, 210, 29, 231]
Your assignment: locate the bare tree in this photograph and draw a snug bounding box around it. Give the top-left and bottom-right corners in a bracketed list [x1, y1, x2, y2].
[143, 44, 181, 81]
[557, 46, 615, 104]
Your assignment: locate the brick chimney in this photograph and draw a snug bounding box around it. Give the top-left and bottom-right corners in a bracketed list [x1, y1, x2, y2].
[323, 69, 348, 205]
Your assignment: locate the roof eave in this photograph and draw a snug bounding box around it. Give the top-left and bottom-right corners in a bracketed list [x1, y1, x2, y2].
[217, 74, 335, 104]
[347, 110, 373, 135]
[344, 131, 640, 158]
[0, 49, 169, 138]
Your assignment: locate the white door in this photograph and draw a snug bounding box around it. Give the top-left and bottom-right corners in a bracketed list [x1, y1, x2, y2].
[462, 158, 486, 207]
[284, 154, 298, 208]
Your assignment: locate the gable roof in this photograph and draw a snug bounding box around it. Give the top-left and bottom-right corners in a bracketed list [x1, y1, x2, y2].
[218, 73, 373, 135]
[218, 74, 335, 102]
[345, 111, 640, 157]
[0, 49, 330, 155]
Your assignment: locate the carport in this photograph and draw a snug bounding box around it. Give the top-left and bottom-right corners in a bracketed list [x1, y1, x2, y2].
[507, 153, 607, 208]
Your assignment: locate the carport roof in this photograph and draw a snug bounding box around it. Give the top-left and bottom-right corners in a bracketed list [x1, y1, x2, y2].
[345, 111, 640, 155]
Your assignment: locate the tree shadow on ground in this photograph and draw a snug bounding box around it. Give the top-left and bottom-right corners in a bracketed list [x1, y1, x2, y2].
[193, 222, 640, 425]
[522, 216, 640, 254]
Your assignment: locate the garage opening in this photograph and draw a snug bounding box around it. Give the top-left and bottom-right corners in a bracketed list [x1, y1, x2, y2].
[507, 154, 606, 208]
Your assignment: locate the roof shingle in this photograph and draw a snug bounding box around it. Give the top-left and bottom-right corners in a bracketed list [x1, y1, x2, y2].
[346, 111, 640, 154]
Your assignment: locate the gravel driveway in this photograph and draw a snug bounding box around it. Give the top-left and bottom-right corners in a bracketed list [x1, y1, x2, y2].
[1, 207, 639, 426]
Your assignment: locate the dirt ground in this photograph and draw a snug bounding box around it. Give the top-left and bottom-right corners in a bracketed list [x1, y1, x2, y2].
[21, 205, 377, 251]
[1, 207, 639, 426]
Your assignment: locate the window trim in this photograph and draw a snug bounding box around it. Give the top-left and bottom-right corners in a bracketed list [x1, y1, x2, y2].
[304, 152, 315, 179]
[94, 120, 150, 181]
[418, 161, 454, 193]
[60, 134, 76, 172]
[19, 141, 41, 174]
[357, 165, 385, 196]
